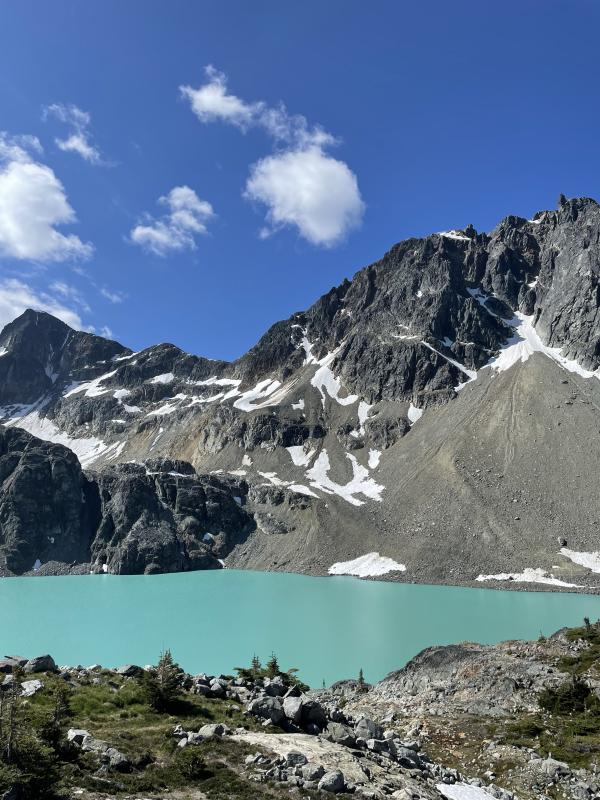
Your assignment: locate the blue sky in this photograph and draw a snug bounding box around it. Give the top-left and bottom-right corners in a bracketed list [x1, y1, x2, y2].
[0, 0, 599, 359]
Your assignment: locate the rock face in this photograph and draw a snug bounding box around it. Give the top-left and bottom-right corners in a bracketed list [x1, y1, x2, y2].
[3, 196, 600, 584]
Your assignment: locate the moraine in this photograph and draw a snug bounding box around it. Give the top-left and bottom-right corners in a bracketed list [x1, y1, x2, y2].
[1, 569, 600, 687]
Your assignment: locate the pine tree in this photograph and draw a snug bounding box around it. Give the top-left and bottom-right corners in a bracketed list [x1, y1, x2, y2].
[140, 649, 183, 711]
[251, 654, 262, 677]
[358, 667, 365, 690]
[265, 653, 280, 678]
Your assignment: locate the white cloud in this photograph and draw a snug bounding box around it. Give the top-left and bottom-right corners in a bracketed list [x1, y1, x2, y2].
[0, 278, 85, 331]
[180, 67, 364, 246]
[49, 280, 91, 311]
[0, 133, 93, 262]
[43, 103, 103, 164]
[130, 185, 215, 256]
[180, 66, 259, 130]
[246, 146, 364, 247]
[100, 287, 125, 304]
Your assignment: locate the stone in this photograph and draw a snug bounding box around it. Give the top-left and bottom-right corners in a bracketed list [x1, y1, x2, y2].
[301, 763, 325, 782]
[248, 696, 285, 726]
[20, 679, 43, 697]
[116, 664, 143, 677]
[23, 655, 56, 674]
[283, 694, 304, 725]
[198, 723, 230, 738]
[67, 728, 90, 746]
[325, 722, 357, 748]
[0, 656, 27, 673]
[354, 716, 383, 741]
[318, 770, 345, 793]
[285, 751, 308, 767]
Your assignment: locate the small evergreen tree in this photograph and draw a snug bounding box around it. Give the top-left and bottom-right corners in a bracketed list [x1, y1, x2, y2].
[251, 654, 262, 677]
[265, 653, 280, 678]
[139, 649, 183, 712]
[358, 667, 365, 689]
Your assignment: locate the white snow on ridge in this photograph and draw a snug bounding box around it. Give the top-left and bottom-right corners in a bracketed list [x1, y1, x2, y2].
[233, 378, 285, 411]
[469, 288, 599, 380]
[438, 230, 471, 242]
[6, 410, 114, 467]
[306, 449, 384, 506]
[560, 548, 600, 573]
[407, 403, 423, 424]
[288, 484, 319, 498]
[311, 349, 358, 408]
[368, 449, 381, 468]
[329, 552, 406, 577]
[476, 567, 581, 588]
[436, 783, 497, 800]
[64, 369, 117, 399]
[149, 372, 175, 384]
[286, 445, 316, 467]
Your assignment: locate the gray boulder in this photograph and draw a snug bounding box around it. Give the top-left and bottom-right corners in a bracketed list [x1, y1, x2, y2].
[302, 763, 325, 781]
[318, 770, 345, 793]
[283, 694, 304, 725]
[248, 696, 285, 726]
[354, 716, 383, 741]
[116, 664, 143, 677]
[24, 654, 56, 674]
[325, 722, 357, 748]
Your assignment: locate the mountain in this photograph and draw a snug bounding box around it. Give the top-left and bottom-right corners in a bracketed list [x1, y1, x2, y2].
[2, 194, 600, 586]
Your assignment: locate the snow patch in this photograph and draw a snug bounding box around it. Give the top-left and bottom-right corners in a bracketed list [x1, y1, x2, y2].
[438, 230, 471, 242]
[436, 783, 497, 800]
[288, 484, 319, 498]
[329, 552, 406, 577]
[64, 369, 117, 399]
[476, 567, 581, 588]
[286, 445, 316, 467]
[292, 398, 305, 410]
[368, 449, 381, 469]
[6, 410, 114, 467]
[311, 349, 358, 408]
[306, 450, 384, 506]
[407, 403, 423, 424]
[149, 372, 175, 384]
[560, 548, 600, 574]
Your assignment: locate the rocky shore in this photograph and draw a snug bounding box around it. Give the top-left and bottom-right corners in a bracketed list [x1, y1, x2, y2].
[2, 624, 600, 799]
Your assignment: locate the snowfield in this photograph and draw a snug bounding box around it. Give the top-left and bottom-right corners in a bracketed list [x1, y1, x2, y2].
[329, 552, 406, 577]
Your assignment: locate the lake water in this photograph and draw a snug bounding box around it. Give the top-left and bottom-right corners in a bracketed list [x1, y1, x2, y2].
[1, 569, 599, 687]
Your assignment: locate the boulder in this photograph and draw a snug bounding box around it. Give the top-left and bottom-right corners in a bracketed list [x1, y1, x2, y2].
[354, 716, 383, 741]
[325, 722, 357, 748]
[283, 694, 304, 725]
[198, 723, 230, 738]
[23, 654, 56, 674]
[248, 696, 285, 726]
[0, 656, 27, 673]
[67, 728, 90, 746]
[302, 763, 325, 782]
[318, 770, 345, 793]
[20, 679, 43, 697]
[116, 664, 143, 677]
[285, 751, 308, 767]
[300, 699, 327, 730]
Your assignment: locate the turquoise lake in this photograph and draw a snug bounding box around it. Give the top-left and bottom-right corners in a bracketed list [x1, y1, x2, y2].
[1, 570, 599, 687]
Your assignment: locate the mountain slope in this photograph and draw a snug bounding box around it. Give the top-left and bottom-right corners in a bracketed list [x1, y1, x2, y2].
[2, 195, 600, 586]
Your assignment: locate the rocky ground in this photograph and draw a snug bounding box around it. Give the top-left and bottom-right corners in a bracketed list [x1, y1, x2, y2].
[2, 623, 600, 799]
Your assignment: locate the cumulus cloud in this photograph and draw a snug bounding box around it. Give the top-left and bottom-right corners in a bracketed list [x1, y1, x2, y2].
[130, 185, 215, 256]
[43, 103, 103, 164]
[0, 278, 85, 331]
[245, 146, 364, 247]
[180, 66, 364, 246]
[0, 133, 93, 262]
